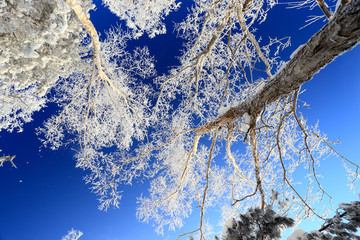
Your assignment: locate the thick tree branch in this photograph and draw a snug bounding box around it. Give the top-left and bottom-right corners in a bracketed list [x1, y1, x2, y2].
[196, 0, 360, 134]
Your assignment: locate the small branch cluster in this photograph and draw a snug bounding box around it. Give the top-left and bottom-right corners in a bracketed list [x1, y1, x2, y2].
[0, 155, 16, 168]
[62, 229, 83, 240]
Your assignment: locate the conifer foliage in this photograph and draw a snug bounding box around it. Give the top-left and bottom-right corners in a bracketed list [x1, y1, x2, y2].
[300, 201, 360, 240]
[221, 200, 360, 240]
[222, 207, 294, 240]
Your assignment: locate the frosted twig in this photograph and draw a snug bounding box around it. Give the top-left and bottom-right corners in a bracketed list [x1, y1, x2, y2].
[0, 155, 17, 168]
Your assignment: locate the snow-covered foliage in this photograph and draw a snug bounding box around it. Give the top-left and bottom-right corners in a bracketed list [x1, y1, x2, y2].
[308, 201, 360, 239]
[134, 0, 334, 233]
[37, 0, 359, 237]
[0, 0, 91, 96]
[0, 87, 46, 132]
[221, 206, 294, 240]
[102, 0, 180, 38]
[1, 0, 360, 239]
[288, 200, 360, 240]
[62, 228, 83, 240]
[38, 26, 155, 210]
[288, 229, 308, 240]
[0, 0, 91, 133]
[221, 199, 360, 240]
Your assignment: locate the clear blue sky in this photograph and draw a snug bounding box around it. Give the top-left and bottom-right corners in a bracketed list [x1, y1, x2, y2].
[0, 1, 359, 239]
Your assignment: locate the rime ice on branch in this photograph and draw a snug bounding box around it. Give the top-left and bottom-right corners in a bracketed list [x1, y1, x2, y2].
[0, 155, 16, 168]
[2, 0, 359, 239]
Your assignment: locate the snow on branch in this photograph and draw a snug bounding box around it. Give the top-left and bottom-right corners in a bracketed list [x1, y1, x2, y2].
[0, 155, 16, 168]
[137, 0, 360, 235]
[62, 229, 83, 240]
[196, 0, 360, 134]
[28, 0, 360, 237]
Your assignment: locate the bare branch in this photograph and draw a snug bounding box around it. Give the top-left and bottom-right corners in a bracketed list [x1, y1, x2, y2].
[199, 132, 218, 240]
[316, 0, 332, 19]
[249, 115, 266, 210]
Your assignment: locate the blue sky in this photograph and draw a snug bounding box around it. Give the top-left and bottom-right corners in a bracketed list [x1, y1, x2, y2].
[0, 1, 359, 239]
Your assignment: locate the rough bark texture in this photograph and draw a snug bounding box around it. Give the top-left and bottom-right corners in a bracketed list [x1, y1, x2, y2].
[197, 0, 360, 134]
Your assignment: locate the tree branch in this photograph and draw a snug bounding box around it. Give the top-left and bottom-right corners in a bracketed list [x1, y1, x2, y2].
[316, 0, 332, 20]
[199, 132, 218, 240]
[0, 155, 17, 168]
[249, 116, 266, 210]
[195, 0, 360, 135]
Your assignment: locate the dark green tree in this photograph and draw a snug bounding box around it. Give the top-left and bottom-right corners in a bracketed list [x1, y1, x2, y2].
[302, 201, 360, 240]
[222, 207, 294, 240]
[220, 200, 360, 240]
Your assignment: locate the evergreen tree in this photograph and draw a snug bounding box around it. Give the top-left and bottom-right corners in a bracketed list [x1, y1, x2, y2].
[220, 199, 360, 240]
[299, 201, 360, 240]
[222, 207, 294, 240]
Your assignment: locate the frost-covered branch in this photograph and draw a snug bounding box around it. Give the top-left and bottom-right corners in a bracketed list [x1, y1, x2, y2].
[0, 0, 89, 133]
[6, 0, 357, 237]
[138, 0, 360, 234]
[102, 0, 180, 38]
[0, 155, 16, 168]
[195, 0, 360, 134]
[249, 115, 266, 210]
[62, 229, 83, 240]
[288, 200, 360, 239]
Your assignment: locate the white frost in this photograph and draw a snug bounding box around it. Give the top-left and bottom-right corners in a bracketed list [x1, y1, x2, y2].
[290, 44, 304, 59]
[62, 229, 83, 240]
[221, 218, 235, 239]
[335, 0, 342, 14]
[287, 229, 307, 240]
[218, 106, 231, 116]
[240, 112, 251, 132]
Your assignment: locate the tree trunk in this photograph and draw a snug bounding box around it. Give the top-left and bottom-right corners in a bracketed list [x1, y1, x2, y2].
[197, 0, 360, 134]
